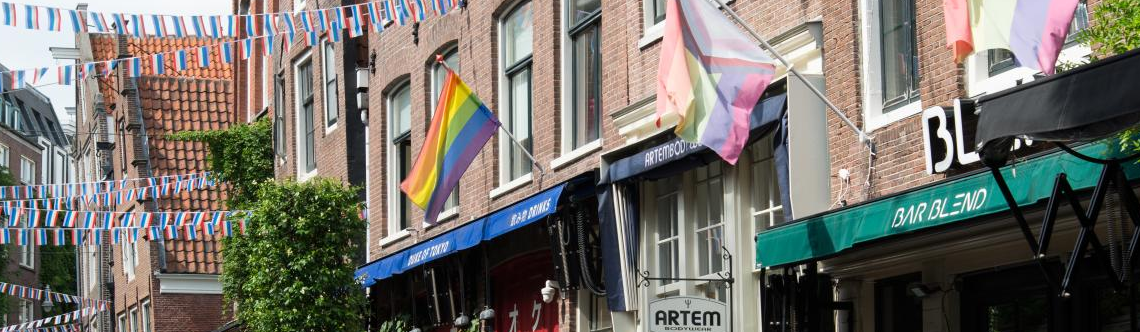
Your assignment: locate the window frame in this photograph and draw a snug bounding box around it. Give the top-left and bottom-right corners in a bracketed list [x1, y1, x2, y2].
[274, 73, 287, 161]
[129, 306, 139, 332]
[557, 0, 603, 168]
[322, 40, 339, 130]
[963, 0, 1091, 97]
[293, 50, 317, 180]
[497, 1, 535, 190]
[18, 242, 32, 269]
[117, 314, 127, 332]
[858, 0, 923, 132]
[140, 300, 152, 332]
[21, 300, 33, 323]
[19, 157, 34, 185]
[0, 143, 9, 169]
[384, 81, 413, 244]
[640, 0, 666, 47]
[428, 49, 461, 220]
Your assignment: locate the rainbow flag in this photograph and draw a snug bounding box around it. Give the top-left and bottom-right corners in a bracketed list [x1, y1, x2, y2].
[656, 0, 776, 165]
[944, 0, 1080, 74]
[401, 69, 500, 225]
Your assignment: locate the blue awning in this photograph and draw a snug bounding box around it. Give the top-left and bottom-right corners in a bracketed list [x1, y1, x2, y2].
[356, 181, 576, 287]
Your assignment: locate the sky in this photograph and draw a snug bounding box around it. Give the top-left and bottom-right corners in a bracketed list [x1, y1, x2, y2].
[0, 0, 231, 126]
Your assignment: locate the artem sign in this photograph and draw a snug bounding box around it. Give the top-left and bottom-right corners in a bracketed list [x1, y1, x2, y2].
[647, 296, 728, 332]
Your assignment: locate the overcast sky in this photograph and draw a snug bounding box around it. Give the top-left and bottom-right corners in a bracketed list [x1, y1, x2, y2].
[0, 0, 231, 125]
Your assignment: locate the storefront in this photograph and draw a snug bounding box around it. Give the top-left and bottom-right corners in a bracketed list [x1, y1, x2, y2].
[755, 48, 1140, 332]
[356, 175, 603, 332]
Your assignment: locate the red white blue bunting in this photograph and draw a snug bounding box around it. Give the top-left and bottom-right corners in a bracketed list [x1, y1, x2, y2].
[0, 307, 98, 332]
[0, 282, 109, 310]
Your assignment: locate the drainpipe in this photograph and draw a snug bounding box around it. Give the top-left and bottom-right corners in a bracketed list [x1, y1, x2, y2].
[124, 76, 166, 272]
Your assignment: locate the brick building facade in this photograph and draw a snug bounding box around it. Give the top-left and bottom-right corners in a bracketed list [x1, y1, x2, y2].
[73, 27, 234, 332]
[246, 0, 1114, 331]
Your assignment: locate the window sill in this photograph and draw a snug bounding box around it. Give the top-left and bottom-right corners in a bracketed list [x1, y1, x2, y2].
[490, 173, 532, 199]
[379, 229, 411, 247]
[298, 169, 318, 182]
[18, 264, 32, 271]
[324, 123, 338, 135]
[638, 23, 665, 49]
[865, 100, 923, 133]
[423, 208, 459, 229]
[551, 140, 602, 170]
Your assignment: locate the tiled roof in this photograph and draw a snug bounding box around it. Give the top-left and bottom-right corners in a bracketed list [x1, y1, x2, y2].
[90, 34, 232, 109]
[137, 75, 235, 274]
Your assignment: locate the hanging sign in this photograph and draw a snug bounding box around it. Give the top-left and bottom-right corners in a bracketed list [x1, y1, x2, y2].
[647, 296, 728, 332]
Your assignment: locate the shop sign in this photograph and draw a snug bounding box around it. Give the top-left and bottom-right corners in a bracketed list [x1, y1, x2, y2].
[923, 99, 1033, 174]
[647, 296, 728, 332]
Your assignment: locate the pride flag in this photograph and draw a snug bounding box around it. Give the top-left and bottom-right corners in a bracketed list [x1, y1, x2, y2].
[656, 0, 776, 165]
[401, 68, 500, 225]
[944, 0, 1080, 74]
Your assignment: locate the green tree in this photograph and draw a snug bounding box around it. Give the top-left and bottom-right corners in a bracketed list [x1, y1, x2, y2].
[38, 245, 76, 314]
[0, 167, 14, 318]
[173, 119, 366, 331]
[1077, 0, 1140, 152]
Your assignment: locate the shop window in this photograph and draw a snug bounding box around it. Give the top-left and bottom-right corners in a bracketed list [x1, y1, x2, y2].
[499, 1, 534, 185]
[653, 175, 681, 288]
[387, 83, 413, 238]
[294, 52, 317, 178]
[860, 0, 922, 130]
[750, 136, 783, 236]
[874, 273, 922, 332]
[322, 41, 339, 128]
[565, 0, 601, 152]
[694, 163, 725, 277]
[429, 49, 460, 215]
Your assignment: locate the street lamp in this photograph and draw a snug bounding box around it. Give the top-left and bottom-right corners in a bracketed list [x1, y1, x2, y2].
[41, 285, 53, 313]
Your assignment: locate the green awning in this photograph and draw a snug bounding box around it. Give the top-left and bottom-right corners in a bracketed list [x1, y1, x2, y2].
[756, 141, 1140, 267]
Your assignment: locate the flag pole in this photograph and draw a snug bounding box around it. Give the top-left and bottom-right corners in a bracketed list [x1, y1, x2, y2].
[434, 55, 546, 177]
[710, 0, 872, 148]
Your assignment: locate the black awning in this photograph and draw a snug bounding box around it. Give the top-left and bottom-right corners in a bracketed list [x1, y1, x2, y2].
[976, 48, 1140, 163]
[601, 93, 787, 184]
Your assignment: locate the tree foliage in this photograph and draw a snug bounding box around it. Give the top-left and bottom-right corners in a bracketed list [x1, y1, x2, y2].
[1078, 0, 1140, 61]
[174, 118, 366, 331]
[233, 179, 367, 331]
[39, 245, 76, 314]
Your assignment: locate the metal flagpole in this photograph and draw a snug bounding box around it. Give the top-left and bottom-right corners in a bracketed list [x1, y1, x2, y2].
[710, 0, 873, 147]
[434, 55, 546, 178]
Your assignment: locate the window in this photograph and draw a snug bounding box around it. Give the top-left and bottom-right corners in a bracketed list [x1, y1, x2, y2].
[387, 83, 412, 238]
[860, 0, 922, 130]
[20, 157, 34, 184]
[294, 52, 316, 177]
[122, 240, 138, 280]
[1066, 1, 1089, 44]
[585, 293, 613, 332]
[140, 300, 152, 332]
[322, 41, 339, 128]
[874, 273, 922, 332]
[18, 243, 32, 269]
[54, 151, 65, 184]
[21, 300, 33, 323]
[968, 0, 1090, 96]
[274, 75, 286, 160]
[499, 2, 534, 184]
[750, 137, 783, 234]
[694, 163, 724, 278]
[879, 0, 919, 112]
[293, 0, 305, 11]
[430, 50, 460, 214]
[0, 144, 9, 168]
[653, 175, 681, 288]
[129, 306, 139, 332]
[644, 0, 665, 27]
[117, 314, 127, 332]
[246, 46, 255, 122]
[565, 0, 601, 151]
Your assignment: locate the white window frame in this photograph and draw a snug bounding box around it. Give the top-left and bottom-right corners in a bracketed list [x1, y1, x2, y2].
[639, 0, 667, 48]
[122, 238, 137, 280]
[429, 50, 461, 221]
[18, 243, 32, 269]
[556, 0, 603, 170]
[262, 47, 271, 114]
[495, 0, 535, 194]
[964, 2, 1091, 97]
[117, 314, 127, 332]
[293, 0, 306, 12]
[293, 50, 317, 181]
[649, 175, 684, 296]
[246, 50, 255, 122]
[322, 41, 339, 132]
[383, 82, 413, 245]
[19, 157, 34, 184]
[577, 291, 613, 332]
[0, 143, 9, 169]
[140, 300, 152, 332]
[21, 300, 33, 323]
[858, 0, 923, 132]
[129, 306, 139, 332]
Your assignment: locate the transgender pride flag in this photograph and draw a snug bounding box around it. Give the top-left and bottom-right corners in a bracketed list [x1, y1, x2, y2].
[944, 0, 1080, 74]
[656, 0, 775, 165]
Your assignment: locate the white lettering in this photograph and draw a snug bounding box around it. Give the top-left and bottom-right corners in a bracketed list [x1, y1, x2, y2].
[922, 106, 954, 174]
[509, 303, 519, 332]
[405, 241, 452, 267]
[531, 300, 543, 331]
[644, 141, 702, 168]
[889, 188, 989, 229]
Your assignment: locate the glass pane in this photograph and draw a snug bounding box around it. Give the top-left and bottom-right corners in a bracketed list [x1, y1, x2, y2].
[508, 69, 532, 179]
[400, 141, 412, 229]
[431, 51, 460, 114]
[571, 25, 601, 149]
[569, 0, 600, 27]
[392, 86, 411, 135]
[880, 0, 917, 110]
[1067, 1, 1089, 43]
[651, 0, 666, 25]
[988, 49, 1015, 75]
[503, 2, 533, 65]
